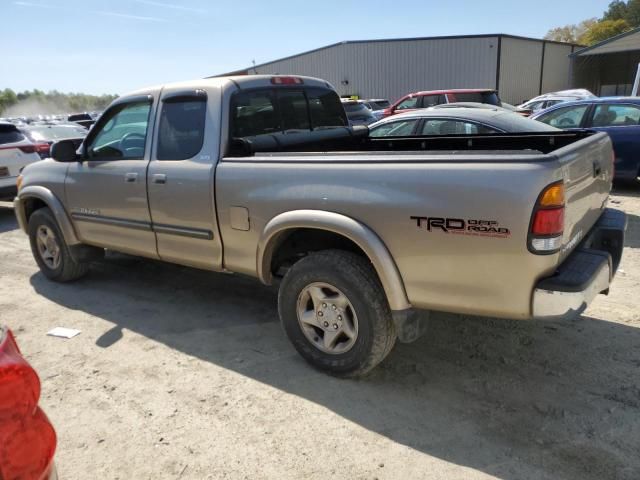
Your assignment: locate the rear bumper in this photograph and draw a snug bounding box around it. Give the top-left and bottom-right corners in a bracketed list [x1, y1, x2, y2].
[532, 208, 626, 319]
[0, 183, 17, 200]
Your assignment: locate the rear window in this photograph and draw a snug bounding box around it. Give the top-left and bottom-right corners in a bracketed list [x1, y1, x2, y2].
[68, 113, 92, 121]
[0, 124, 25, 145]
[342, 103, 368, 114]
[231, 87, 347, 137]
[450, 92, 500, 106]
[370, 100, 390, 109]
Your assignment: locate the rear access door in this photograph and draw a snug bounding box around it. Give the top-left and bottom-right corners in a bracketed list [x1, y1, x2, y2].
[146, 87, 223, 271]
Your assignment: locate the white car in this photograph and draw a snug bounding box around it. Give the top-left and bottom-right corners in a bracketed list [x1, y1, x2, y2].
[0, 122, 40, 200]
[517, 89, 597, 114]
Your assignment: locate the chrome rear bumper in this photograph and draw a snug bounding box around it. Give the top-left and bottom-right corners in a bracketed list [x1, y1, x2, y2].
[532, 208, 626, 320]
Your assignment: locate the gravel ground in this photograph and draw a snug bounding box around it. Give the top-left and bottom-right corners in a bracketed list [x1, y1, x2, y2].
[0, 187, 639, 480]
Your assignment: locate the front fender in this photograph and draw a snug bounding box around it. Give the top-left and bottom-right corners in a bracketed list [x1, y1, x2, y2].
[14, 186, 80, 245]
[257, 209, 411, 312]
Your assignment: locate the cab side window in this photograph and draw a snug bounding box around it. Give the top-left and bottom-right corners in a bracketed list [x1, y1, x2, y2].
[536, 105, 589, 129]
[591, 104, 640, 127]
[369, 119, 418, 137]
[87, 101, 152, 160]
[157, 98, 207, 160]
[395, 96, 418, 111]
[421, 94, 446, 107]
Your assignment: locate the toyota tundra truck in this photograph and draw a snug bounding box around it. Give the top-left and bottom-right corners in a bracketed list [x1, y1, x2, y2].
[13, 75, 626, 376]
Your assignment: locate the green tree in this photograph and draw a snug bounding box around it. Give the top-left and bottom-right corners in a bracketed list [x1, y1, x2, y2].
[579, 19, 631, 44]
[603, 0, 640, 26]
[544, 18, 598, 43]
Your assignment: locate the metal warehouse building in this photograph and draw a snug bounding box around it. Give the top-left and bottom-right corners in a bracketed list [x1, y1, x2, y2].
[217, 34, 580, 105]
[571, 27, 640, 96]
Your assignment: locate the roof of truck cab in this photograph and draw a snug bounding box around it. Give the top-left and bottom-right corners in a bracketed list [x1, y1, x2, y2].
[123, 75, 334, 98]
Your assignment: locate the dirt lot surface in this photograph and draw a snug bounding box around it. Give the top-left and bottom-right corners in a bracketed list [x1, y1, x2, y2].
[0, 188, 639, 480]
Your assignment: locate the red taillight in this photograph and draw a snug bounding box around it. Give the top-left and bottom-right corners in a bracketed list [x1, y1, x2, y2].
[1, 408, 57, 480]
[532, 207, 564, 235]
[529, 182, 565, 253]
[18, 145, 37, 154]
[0, 330, 39, 417]
[0, 329, 57, 480]
[35, 142, 50, 156]
[270, 76, 303, 85]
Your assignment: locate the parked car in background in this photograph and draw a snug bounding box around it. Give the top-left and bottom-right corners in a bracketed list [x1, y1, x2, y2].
[67, 113, 95, 129]
[382, 89, 501, 118]
[0, 122, 40, 199]
[0, 326, 57, 479]
[531, 97, 640, 183]
[21, 124, 88, 158]
[361, 99, 391, 120]
[341, 99, 377, 125]
[518, 89, 597, 115]
[369, 108, 558, 137]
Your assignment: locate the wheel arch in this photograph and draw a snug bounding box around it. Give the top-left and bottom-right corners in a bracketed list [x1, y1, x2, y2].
[15, 186, 80, 245]
[257, 210, 411, 311]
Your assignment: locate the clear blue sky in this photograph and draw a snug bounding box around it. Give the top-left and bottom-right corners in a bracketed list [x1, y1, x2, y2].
[2, 0, 611, 95]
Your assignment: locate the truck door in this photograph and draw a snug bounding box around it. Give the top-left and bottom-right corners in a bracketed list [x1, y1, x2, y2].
[146, 88, 223, 270]
[64, 95, 158, 257]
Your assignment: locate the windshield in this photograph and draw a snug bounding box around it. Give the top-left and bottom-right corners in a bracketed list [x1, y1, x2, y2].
[451, 92, 500, 106]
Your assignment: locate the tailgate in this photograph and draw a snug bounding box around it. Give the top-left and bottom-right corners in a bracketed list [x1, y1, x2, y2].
[556, 131, 613, 262]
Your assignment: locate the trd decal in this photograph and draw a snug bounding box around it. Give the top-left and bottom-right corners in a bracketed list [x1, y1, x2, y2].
[410, 216, 511, 238]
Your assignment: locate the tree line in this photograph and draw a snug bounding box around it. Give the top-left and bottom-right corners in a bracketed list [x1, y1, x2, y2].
[545, 0, 639, 45]
[0, 88, 118, 116]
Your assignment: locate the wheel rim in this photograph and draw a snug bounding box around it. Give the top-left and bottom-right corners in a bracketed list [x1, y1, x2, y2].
[35, 225, 61, 270]
[296, 282, 359, 355]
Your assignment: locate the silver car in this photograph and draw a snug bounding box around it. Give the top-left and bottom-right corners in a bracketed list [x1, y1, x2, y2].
[368, 108, 559, 137]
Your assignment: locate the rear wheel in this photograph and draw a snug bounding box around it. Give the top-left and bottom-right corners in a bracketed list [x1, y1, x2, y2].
[278, 250, 396, 377]
[28, 208, 89, 282]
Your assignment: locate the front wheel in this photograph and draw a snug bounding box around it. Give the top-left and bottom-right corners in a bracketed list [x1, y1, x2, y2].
[28, 208, 89, 282]
[278, 250, 396, 377]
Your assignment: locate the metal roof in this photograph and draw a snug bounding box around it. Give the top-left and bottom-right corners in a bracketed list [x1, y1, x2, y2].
[570, 27, 640, 57]
[214, 33, 581, 77]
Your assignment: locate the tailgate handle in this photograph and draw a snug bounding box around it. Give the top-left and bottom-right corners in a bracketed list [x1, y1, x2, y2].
[593, 161, 602, 177]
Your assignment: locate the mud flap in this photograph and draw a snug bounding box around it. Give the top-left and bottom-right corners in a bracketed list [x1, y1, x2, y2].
[392, 309, 429, 343]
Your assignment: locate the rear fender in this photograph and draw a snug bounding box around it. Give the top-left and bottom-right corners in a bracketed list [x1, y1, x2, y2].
[256, 209, 411, 312]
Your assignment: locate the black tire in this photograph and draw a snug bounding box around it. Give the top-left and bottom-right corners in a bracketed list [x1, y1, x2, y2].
[278, 250, 396, 377]
[28, 207, 89, 282]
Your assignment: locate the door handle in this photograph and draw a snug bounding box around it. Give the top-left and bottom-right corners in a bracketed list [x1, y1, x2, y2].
[124, 172, 138, 183]
[152, 173, 167, 184]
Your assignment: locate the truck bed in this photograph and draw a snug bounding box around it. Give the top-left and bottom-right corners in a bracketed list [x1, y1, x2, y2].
[227, 127, 599, 158]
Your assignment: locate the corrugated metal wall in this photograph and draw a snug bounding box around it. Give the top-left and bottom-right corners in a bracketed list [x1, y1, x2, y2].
[541, 42, 574, 94]
[243, 35, 574, 105]
[252, 37, 499, 102]
[499, 37, 544, 105]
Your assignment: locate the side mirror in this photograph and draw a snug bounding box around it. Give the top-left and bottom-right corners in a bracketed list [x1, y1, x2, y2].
[51, 139, 79, 162]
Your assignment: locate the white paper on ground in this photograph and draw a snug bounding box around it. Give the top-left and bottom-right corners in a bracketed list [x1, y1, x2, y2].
[47, 327, 81, 339]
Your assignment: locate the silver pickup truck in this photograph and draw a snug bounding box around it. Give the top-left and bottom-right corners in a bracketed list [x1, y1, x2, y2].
[13, 75, 626, 376]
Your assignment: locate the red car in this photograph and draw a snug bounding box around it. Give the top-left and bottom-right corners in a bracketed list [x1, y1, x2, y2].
[0, 326, 57, 480]
[382, 89, 502, 118]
